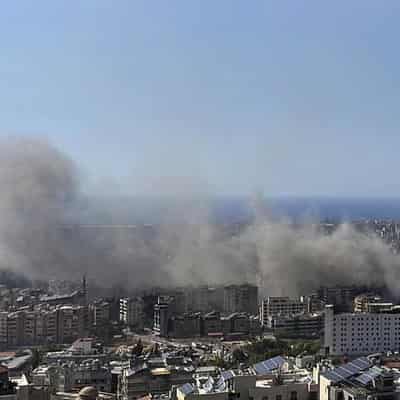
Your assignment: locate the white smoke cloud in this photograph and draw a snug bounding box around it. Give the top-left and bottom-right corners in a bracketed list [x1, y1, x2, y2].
[0, 137, 398, 297]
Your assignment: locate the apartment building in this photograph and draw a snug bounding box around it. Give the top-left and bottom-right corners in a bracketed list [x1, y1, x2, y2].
[324, 304, 400, 356]
[223, 284, 258, 315]
[353, 293, 384, 312]
[261, 297, 306, 326]
[2, 306, 87, 346]
[176, 358, 318, 400]
[120, 365, 193, 400]
[0, 312, 8, 346]
[7, 311, 25, 346]
[267, 313, 323, 338]
[119, 298, 144, 329]
[92, 302, 111, 326]
[57, 305, 87, 343]
[319, 357, 395, 400]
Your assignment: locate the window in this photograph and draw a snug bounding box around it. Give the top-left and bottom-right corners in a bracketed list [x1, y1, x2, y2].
[290, 392, 297, 400]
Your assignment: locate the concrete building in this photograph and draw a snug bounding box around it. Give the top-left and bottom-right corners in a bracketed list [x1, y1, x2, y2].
[120, 298, 144, 329]
[1, 305, 87, 346]
[39, 290, 86, 307]
[300, 293, 325, 314]
[318, 286, 360, 312]
[223, 284, 258, 315]
[57, 306, 87, 344]
[176, 359, 317, 400]
[0, 366, 17, 400]
[184, 287, 224, 313]
[267, 313, 323, 338]
[324, 304, 400, 356]
[170, 314, 202, 338]
[261, 297, 306, 326]
[7, 312, 25, 346]
[92, 302, 111, 327]
[319, 357, 395, 400]
[52, 386, 115, 400]
[202, 312, 222, 336]
[153, 298, 171, 337]
[0, 351, 33, 378]
[353, 293, 384, 313]
[119, 365, 193, 400]
[154, 308, 260, 339]
[0, 313, 8, 347]
[45, 308, 58, 343]
[58, 361, 112, 393]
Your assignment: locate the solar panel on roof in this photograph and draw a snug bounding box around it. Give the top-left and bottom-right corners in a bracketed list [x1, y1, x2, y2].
[254, 363, 268, 375]
[322, 357, 372, 383]
[341, 364, 359, 374]
[351, 357, 371, 369]
[354, 367, 383, 386]
[254, 356, 286, 375]
[335, 367, 353, 379]
[323, 371, 341, 383]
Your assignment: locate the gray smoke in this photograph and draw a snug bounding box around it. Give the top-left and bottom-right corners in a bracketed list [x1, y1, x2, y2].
[0, 137, 399, 296]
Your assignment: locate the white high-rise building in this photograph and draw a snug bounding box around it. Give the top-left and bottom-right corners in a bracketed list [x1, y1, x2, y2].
[324, 304, 400, 356]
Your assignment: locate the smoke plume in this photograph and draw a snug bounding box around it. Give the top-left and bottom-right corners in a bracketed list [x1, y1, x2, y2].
[0, 137, 399, 296]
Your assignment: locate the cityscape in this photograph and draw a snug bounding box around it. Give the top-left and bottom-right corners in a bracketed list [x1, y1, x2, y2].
[0, 2, 400, 400]
[0, 219, 398, 400]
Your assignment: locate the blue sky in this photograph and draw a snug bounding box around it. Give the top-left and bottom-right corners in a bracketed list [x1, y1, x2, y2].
[0, 1, 399, 197]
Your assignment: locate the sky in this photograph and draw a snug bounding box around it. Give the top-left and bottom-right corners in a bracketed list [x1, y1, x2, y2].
[0, 1, 399, 197]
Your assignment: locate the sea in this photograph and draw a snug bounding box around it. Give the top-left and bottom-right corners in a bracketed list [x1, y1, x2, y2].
[81, 196, 400, 225]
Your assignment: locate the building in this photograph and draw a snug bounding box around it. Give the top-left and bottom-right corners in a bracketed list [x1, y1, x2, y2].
[45, 308, 58, 343]
[223, 284, 258, 315]
[0, 313, 8, 347]
[39, 291, 86, 307]
[0, 366, 17, 400]
[300, 294, 325, 314]
[119, 365, 193, 400]
[176, 357, 318, 400]
[52, 386, 115, 400]
[7, 312, 25, 346]
[324, 304, 400, 356]
[317, 286, 361, 312]
[0, 305, 87, 346]
[202, 312, 222, 337]
[354, 293, 384, 313]
[319, 357, 395, 400]
[154, 308, 259, 339]
[170, 314, 202, 338]
[57, 360, 112, 392]
[92, 302, 111, 327]
[267, 313, 323, 338]
[261, 297, 306, 326]
[120, 298, 144, 329]
[57, 306, 87, 344]
[153, 299, 171, 337]
[184, 287, 224, 313]
[0, 351, 33, 378]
